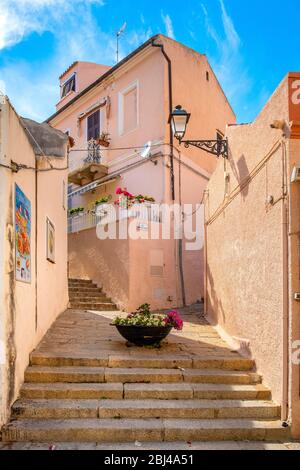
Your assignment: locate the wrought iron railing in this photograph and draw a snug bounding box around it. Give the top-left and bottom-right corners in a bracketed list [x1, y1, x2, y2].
[68, 203, 161, 234]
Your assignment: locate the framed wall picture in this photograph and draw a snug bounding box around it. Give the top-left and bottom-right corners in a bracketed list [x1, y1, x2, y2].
[15, 184, 31, 283]
[46, 217, 55, 263]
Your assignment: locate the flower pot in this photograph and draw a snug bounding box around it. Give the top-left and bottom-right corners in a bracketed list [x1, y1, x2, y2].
[97, 139, 110, 148]
[113, 324, 173, 346]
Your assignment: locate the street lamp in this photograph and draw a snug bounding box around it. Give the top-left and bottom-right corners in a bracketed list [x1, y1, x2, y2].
[169, 105, 228, 159]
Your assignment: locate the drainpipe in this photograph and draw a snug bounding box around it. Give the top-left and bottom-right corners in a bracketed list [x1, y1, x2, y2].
[151, 40, 175, 201]
[281, 140, 289, 423]
[151, 39, 186, 307]
[35, 154, 38, 331]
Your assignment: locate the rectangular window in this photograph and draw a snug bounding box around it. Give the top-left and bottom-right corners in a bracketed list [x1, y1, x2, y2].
[119, 81, 138, 135]
[87, 109, 100, 141]
[61, 74, 76, 98]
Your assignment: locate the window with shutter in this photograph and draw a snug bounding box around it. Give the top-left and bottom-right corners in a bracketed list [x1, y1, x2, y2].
[87, 110, 100, 141]
[61, 74, 76, 98]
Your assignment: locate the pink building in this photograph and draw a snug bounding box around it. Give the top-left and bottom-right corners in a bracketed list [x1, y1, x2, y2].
[205, 73, 300, 438]
[48, 34, 235, 312]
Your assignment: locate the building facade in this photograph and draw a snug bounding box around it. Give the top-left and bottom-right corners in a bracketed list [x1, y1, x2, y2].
[204, 73, 300, 438]
[48, 34, 235, 311]
[0, 96, 69, 426]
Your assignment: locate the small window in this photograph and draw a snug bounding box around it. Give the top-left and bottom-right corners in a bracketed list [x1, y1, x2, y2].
[119, 81, 138, 135]
[87, 110, 100, 141]
[61, 74, 76, 98]
[206, 71, 210, 82]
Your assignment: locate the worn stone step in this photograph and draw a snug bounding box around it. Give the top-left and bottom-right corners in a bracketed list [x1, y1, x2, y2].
[68, 287, 102, 293]
[20, 383, 123, 399]
[69, 302, 117, 311]
[69, 297, 112, 304]
[25, 366, 106, 383]
[124, 383, 271, 400]
[69, 293, 109, 300]
[104, 368, 261, 385]
[30, 352, 109, 367]
[183, 369, 261, 385]
[105, 368, 183, 383]
[97, 399, 280, 420]
[108, 355, 254, 371]
[2, 418, 288, 443]
[12, 399, 99, 419]
[68, 279, 94, 285]
[11, 398, 280, 420]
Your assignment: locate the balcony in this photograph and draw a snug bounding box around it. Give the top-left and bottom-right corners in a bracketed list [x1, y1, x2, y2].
[68, 140, 108, 186]
[68, 203, 161, 234]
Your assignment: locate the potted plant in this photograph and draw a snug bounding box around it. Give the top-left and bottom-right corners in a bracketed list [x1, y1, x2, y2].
[96, 132, 111, 148]
[69, 207, 84, 217]
[94, 195, 111, 207]
[112, 303, 183, 346]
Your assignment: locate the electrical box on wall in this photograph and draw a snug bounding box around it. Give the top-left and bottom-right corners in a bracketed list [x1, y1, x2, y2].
[291, 166, 300, 183]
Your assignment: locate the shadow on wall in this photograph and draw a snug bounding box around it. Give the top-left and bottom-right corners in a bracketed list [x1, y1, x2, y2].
[206, 263, 226, 325]
[228, 153, 250, 200]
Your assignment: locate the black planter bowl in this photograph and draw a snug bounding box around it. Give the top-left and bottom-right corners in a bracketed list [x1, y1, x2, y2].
[113, 324, 173, 346]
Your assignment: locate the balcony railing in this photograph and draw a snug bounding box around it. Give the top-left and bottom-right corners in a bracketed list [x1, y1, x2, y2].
[68, 203, 161, 234]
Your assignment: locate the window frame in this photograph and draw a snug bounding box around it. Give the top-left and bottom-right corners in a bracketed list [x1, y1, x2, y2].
[61, 73, 77, 99]
[118, 80, 139, 136]
[86, 108, 101, 142]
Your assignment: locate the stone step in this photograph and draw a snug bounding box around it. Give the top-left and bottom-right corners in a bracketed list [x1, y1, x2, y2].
[69, 302, 118, 311]
[68, 279, 94, 285]
[69, 296, 112, 303]
[30, 352, 110, 367]
[124, 383, 271, 400]
[20, 383, 123, 399]
[25, 366, 105, 383]
[69, 291, 107, 298]
[104, 368, 260, 385]
[107, 355, 255, 371]
[29, 353, 254, 370]
[24, 366, 259, 385]
[98, 399, 280, 420]
[11, 399, 280, 420]
[68, 286, 102, 292]
[2, 418, 288, 442]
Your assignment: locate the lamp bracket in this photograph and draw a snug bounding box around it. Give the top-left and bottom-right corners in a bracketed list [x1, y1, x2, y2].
[180, 139, 228, 159]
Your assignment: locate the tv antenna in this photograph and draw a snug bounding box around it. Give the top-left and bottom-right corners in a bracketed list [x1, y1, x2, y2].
[116, 22, 127, 63]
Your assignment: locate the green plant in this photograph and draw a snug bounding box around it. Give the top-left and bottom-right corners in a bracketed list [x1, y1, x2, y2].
[69, 207, 84, 216]
[112, 304, 184, 330]
[94, 195, 110, 206]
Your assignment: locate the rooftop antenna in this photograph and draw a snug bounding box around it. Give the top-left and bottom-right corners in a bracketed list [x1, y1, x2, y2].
[116, 22, 127, 63]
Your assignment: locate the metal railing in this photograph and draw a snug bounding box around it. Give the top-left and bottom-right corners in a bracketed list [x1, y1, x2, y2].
[68, 203, 161, 234]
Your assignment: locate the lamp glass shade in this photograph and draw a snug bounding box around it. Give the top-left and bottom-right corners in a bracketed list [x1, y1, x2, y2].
[169, 105, 190, 141]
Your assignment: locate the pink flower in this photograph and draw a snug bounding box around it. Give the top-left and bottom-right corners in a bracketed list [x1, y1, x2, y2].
[116, 187, 123, 195]
[164, 310, 183, 331]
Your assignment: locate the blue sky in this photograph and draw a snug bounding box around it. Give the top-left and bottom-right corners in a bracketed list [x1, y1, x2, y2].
[0, 0, 299, 123]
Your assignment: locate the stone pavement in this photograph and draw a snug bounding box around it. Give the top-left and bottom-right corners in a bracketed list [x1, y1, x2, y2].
[0, 305, 293, 444]
[1, 441, 300, 450]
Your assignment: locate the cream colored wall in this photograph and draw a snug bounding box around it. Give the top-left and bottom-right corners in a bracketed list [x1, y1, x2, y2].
[287, 138, 300, 438]
[204, 76, 300, 429]
[36, 158, 68, 337]
[0, 98, 68, 426]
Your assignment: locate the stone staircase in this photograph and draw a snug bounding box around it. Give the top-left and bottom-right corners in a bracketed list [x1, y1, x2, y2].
[3, 354, 288, 443]
[68, 278, 118, 311]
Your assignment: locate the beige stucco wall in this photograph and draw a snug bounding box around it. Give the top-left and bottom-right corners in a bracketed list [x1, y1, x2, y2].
[0, 98, 68, 426]
[287, 138, 300, 437]
[205, 75, 300, 437]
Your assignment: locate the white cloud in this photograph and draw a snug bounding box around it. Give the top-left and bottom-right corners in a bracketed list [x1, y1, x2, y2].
[0, 0, 104, 50]
[161, 13, 175, 40]
[0, 1, 153, 121]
